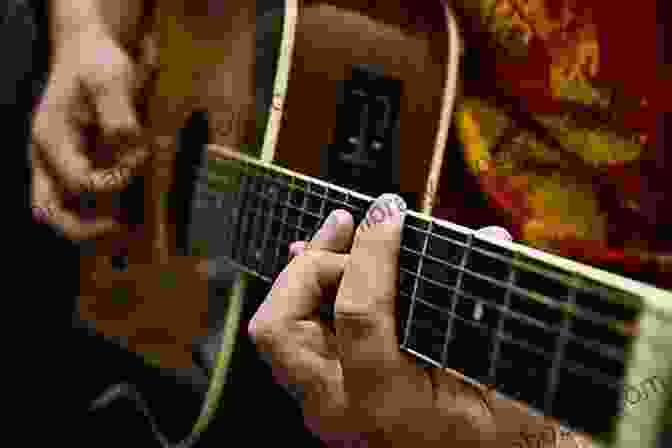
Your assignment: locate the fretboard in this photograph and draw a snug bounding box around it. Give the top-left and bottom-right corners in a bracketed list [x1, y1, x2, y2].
[187, 145, 672, 443]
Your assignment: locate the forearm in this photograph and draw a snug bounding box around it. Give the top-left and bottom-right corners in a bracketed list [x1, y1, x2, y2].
[50, 0, 151, 51]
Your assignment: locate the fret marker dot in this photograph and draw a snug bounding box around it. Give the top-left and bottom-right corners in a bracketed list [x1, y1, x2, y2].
[473, 302, 484, 321]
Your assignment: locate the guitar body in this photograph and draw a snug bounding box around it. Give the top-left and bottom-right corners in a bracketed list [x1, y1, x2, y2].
[77, 0, 458, 370]
[274, 0, 457, 211]
[78, 0, 257, 369]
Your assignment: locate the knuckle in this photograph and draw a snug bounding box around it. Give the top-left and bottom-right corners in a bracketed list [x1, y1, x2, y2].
[299, 248, 324, 265]
[91, 69, 130, 95]
[355, 223, 397, 247]
[31, 115, 48, 143]
[248, 317, 278, 347]
[63, 226, 86, 241]
[70, 175, 93, 194]
[103, 121, 141, 144]
[334, 306, 378, 334]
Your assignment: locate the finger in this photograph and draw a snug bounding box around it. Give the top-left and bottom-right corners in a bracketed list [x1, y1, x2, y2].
[33, 91, 95, 193]
[248, 250, 348, 345]
[33, 82, 147, 195]
[334, 193, 407, 378]
[289, 241, 308, 259]
[137, 31, 160, 83]
[89, 73, 149, 192]
[31, 145, 121, 240]
[250, 210, 355, 329]
[288, 209, 355, 259]
[87, 146, 149, 193]
[307, 209, 355, 253]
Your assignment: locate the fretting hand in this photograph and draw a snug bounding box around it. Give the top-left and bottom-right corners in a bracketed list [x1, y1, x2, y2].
[249, 193, 578, 447]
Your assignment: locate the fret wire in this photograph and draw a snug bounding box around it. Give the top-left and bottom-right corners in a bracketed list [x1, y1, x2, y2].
[295, 178, 310, 243]
[258, 176, 279, 277]
[225, 230, 626, 396]
[271, 176, 292, 276]
[257, 191, 323, 221]
[226, 176, 240, 260]
[343, 190, 351, 212]
[401, 220, 432, 349]
[341, 190, 354, 228]
[241, 211, 314, 274]
[449, 306, 619, 390]
[405, 220, 636, 312]
[241, 164, 259, 265]
[404, 291, 623, 388]
[206, 154, 668, 436]
[415, 295, 548, 359]
[266, 179, 358, 219]
[221, 184, 236, 260]
[233, 172, 252, 263]
[215, 159, 634, 327]
[212, 153, 664, 300]
[246, 184, 630, 358]
[247, 174, 267, 269]
[257, 186, 624, 324]
[212, 158, 644, 428]
[318, 183, 328, 224]
[399, 240, 631, 335]
[440, 233, 474, 368]
[245, 203, 315, 238]
[401, 269, 627, 364]
[333, 196, 366, 213]
[213, 178, 226, 258]
[305, 182, 325, 237]
[544, 273, 578, 414]
[233, 165, 248, 261]
[488, 254, 518, 385]
[226, 167, 630, 360]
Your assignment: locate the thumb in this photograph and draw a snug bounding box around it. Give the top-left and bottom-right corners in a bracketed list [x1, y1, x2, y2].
[335, 193, 408, 383]
[88, 70, 149, 192]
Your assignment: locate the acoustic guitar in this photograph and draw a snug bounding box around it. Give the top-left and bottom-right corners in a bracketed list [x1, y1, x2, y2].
[77, 0, 672, 447]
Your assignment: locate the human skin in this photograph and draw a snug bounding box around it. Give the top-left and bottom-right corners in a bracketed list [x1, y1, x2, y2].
[32, 0, 152, 240]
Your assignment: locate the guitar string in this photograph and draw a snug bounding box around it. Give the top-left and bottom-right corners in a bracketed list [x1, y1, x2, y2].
[209, 169, 638, 346]
[196, 154, 672, 438]
[206, 166, 639, 311]
[441, 229, 472, 368]
[205, 167, 639, 334]
[200, 163, 638, 347]
[199, 165, 636, 396]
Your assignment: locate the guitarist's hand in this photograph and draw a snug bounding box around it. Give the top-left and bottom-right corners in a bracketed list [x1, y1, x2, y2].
[31, 28, 155, 241]
[250, 194, 579, 447]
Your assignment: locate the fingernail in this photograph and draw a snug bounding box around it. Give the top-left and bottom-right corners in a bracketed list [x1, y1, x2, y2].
[289, 241, 305, 256]
[314, 210, 339, 240]
[362, 193, 407, 229]
[476, 226, 513, 241]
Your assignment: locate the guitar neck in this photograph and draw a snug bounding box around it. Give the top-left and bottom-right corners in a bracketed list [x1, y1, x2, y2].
[189, 144, 672, 445]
